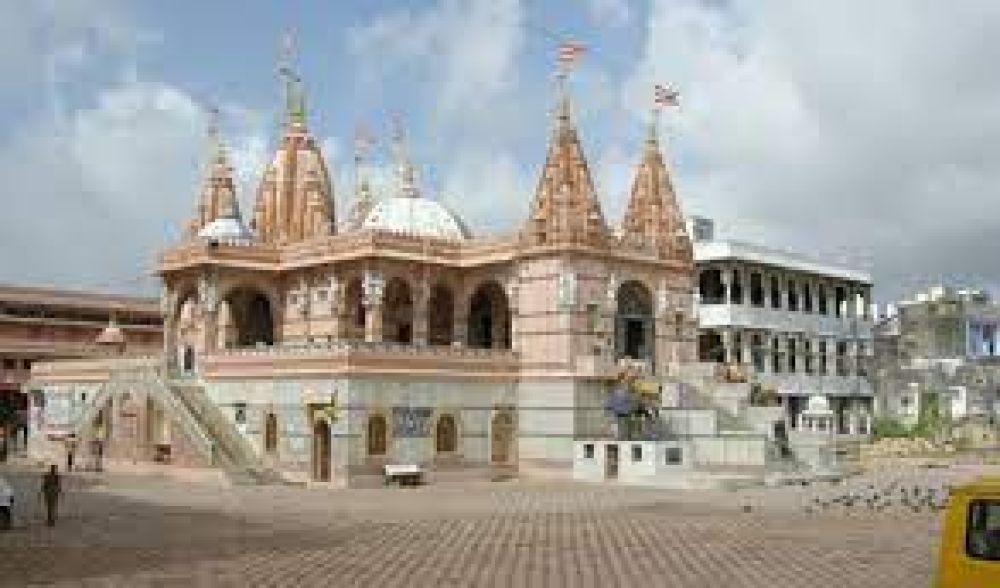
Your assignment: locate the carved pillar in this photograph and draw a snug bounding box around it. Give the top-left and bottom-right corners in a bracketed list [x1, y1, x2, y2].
[328, 274, 343, 342]
[720, 265, 732, 305]
[160, 288, 178, 370]
[740, 328, 752, 367]
[363, 270, 384, 344]
[505, 279, 519, 352]
[197, 272, 219, 353]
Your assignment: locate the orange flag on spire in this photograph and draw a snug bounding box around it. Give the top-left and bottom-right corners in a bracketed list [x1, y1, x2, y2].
[557, 41, 586, 74]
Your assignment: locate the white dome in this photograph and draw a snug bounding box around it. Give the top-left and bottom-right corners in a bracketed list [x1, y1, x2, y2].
[361, 197, 471, 240]
[198, 217, 252, 242]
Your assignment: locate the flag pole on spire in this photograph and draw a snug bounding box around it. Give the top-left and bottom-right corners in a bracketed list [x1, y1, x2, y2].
[651, 83, 680, 144]
[390, 114, 418, 198]
[555, 40, 585, 125]
[278, 30, 305, 127]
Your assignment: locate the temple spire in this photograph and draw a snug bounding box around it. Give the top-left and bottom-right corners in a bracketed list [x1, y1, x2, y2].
[348, 122, 376, 228]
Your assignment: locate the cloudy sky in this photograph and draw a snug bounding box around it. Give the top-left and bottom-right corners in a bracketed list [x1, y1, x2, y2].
[1, 0, 999, 302]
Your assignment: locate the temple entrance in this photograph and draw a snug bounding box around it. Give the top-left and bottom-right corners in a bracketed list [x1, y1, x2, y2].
[615, 281, 653, 363]
[312, 419, 331, 482]
[468, 281, 512, 349]
[383, 278, 413, 344]
[490, 409, 515, 464]
[264, 413, 278, 455]
[605, 444, 619, 479]
[224, 288, 275, 347]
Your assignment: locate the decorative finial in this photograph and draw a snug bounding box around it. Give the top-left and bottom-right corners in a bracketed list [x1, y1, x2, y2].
[555, 41, 585, 128]
[391, 115, 418, 198]
[278, 31, 305, 128]
[650, 84, 679, 146]
[206, 105, 226, 163]
[353, 122, 375, 211]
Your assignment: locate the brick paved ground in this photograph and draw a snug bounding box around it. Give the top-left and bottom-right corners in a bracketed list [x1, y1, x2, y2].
[3, 462, 993, 587]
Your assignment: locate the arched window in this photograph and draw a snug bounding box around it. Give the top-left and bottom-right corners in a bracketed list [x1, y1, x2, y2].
[367, 414, 387, 456]
[382, 278, 413, 344]
[264, 413, 278, 454]
[428, 283, 455, 346]
[615, 281, 654, 362]
[435, 414, 457, 453]
[468, 282, 511, 349]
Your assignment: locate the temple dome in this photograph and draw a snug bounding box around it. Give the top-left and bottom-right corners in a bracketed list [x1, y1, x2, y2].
[361, 196, 471, 240]
[198, 216, 252, 242]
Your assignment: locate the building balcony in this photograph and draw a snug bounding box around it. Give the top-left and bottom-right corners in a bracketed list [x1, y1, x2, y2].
[200, 340, 520, 380]
[754, 371, 873, 398]
[698, 303, 873, 339]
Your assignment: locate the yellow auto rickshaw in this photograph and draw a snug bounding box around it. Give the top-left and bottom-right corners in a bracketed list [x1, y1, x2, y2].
[936, 476, 1000, 586]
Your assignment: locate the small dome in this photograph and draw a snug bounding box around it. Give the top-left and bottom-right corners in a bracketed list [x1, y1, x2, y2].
[361, 197, 471, 240]
[198, 217, 252, 242]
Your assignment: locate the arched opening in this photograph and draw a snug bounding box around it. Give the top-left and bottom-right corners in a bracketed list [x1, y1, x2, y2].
[344, 277, 365, 341]
[182, 346, 196, 373]
[382, 277, 413, 344]
[264, 413, 278, 454]
[615, 281, 654, 363]
[224, 288, 275, 347]
[367, 414, 387, 456]
[435, 414, 457, 453]
[468, 282, 511, 349]
[312, 419, 331, 482]
[428, 283, 455, 346]
[490, 409, 515, 464]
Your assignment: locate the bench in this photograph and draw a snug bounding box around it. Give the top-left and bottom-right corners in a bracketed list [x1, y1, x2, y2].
[384, 464, 424, 487]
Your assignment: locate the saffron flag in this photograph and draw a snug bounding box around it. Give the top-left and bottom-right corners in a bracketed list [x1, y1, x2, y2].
[557, 41, 586, 72]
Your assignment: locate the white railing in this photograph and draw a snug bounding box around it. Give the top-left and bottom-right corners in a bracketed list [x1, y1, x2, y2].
[698, 304, 873, 339]
[212, 340, 517, 360]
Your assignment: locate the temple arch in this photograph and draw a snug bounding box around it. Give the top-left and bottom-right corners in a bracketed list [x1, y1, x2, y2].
[382, 277, 413, 344]
[264, 412, 278, 454]
[222, 287, 275, 347]
[467, 281, 511, 349]
[615, 280, 654, 363]
[428, 282, 454, 345]
[367, 414, 388, 456]
[435, 414, 458, 453]
[344, 277, 365, 341]
[312, 418, 331, 482]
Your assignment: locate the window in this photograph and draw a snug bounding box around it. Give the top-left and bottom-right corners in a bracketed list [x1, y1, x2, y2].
[770, 277, 781, 309]
[751, 334, 765, 373]
[804, 341, 814, 374]
[750, 273, 764, 307]
[665, 447, 683, 464]
[632, 445, 643, 462]
[803, 284, 813, 313]
[584, 443, 595, 459]
[835, 287, 847, 318]
[818, 285, 828, 315]
[772, 338, 782, 373]
[966, 499, 1000, 561]
[787, 338, 797, 373]
[2, 359, 14, 370]
[787, 280, 798, 311]
[435, 414, 457, 453]
[836, 341, 849, 376]
[819, 341, 828, 375]
[730, 270, 743, 304]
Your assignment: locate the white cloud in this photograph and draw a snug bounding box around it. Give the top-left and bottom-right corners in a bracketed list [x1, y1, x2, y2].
[586, 0, 631, 28]
[626, 0, 1000, 300]
[347, 0, 536, 234]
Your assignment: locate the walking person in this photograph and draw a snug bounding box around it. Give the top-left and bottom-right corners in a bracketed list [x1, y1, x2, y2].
[40, 465, 61, 527]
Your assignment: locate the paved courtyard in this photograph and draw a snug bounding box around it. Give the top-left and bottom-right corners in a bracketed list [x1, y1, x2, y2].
[3, 461, 990, 587]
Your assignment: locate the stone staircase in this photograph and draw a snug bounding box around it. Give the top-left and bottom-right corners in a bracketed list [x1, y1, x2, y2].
[71, 364, 283, 485]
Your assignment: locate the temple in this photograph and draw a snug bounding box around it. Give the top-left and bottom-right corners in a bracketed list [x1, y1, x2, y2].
[25, 49, 861, 489]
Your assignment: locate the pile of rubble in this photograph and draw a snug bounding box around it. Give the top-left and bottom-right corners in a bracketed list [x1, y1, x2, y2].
[862, 437, 954, 459]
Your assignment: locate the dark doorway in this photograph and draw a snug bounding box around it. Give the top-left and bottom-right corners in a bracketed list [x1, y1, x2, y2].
[605, 444, 619, 479]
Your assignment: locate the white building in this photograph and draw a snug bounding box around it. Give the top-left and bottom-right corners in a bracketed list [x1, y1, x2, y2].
[690, 218, 874, 437]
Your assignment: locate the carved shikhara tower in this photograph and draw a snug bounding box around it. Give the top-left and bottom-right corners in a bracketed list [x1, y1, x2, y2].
[149, 60, 698, 483]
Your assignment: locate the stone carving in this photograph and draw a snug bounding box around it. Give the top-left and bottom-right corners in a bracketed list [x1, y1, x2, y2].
[656, 279, 669, 317]
[557, 272, 578, 309]
[363, 270, 385, 307]
[197, 272, 218, 312]
[392, 406, 432, 438]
